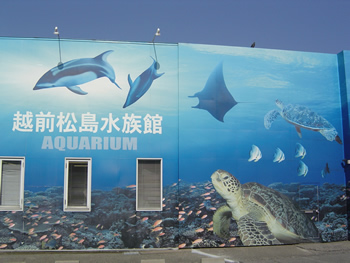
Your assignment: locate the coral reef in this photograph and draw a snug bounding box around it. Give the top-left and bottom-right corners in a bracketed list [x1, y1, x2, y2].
[0, 181, 347, 250]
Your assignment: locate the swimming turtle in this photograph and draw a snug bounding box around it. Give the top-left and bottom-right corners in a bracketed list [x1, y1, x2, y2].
[264, 99, 342, 144]
[211, 169, 320, 246]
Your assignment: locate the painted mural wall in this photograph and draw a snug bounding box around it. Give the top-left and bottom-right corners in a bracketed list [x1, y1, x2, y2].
[0, 37, 348, 250]
[0, 37, 180, 250]
[338, 50, 350, 241]
[178, 44, 347, 247]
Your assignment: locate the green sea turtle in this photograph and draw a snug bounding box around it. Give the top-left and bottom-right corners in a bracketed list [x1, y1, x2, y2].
[211, 169, 320, 246]
[264, 99, 342, 144]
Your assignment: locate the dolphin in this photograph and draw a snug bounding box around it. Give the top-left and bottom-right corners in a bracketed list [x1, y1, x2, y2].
[123, 57, 164, 108]
[33, 50, 120, 95]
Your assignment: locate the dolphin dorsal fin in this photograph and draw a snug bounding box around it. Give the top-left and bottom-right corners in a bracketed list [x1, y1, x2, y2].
[95, 50, 114, 61]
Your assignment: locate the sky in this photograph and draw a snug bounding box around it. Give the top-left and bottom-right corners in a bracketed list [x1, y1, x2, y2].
[0, 0, 349, 54]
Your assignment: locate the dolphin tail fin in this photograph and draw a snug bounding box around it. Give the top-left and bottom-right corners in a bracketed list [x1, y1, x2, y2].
[67, 86, 88, 95]
[154, 72, 165, 79]
[95, 50, 114, 61]
[127, 74, 133, 87]
[149, 56, 164, 79]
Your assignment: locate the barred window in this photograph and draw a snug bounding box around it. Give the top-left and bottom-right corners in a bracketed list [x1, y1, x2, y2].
[64, 158, 91, 212]
[136, 158, 162, 211]
[0, 157, 25, 211]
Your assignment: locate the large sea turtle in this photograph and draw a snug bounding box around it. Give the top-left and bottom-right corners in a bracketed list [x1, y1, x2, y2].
[211, 169, 320, 246]
[264, 99, 342, 144]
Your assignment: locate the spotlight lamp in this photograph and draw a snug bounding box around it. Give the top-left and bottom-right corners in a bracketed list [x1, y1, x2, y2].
[54, 27, 59, 35]
[152, 27, 161, 43]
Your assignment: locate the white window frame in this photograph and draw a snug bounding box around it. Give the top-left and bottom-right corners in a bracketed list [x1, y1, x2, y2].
[64, 157, 92, 212]
[0, 157, 25, 211]
[136, 158, 163, 211]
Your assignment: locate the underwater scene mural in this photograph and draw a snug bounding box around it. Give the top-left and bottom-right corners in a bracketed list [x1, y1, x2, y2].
[0, 177, 347, 249]
[178, 43, 348, 247]
[0, 38, 349, 250]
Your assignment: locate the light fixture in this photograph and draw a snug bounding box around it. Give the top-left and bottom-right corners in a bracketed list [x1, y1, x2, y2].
[152, 28, 161, 42]
[54, 26, 63, 68]
[151, 28, 161, 69]
[54, 27, 59, 35]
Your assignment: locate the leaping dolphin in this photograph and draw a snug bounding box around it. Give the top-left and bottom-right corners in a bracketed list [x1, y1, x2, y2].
[123, 57, 164, 108]
[33, 50, 120, 95]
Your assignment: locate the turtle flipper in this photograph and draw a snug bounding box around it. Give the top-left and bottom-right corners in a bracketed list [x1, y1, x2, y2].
[213, 205, 232, 239]
[237, 213, 282, 246]
[319, 128, 341, 143]
[295, 126, 302, 138]
[264, 110, 279, 129]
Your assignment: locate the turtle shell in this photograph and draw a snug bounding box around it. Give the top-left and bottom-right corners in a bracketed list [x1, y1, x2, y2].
[242, 182, 320, 242]
[281, 104, 334, 130]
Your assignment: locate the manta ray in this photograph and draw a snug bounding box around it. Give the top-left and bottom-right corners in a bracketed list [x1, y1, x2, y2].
[123, 57, 164, 108]
[33, 50, 120, 95]
[189, 62, 237, 122]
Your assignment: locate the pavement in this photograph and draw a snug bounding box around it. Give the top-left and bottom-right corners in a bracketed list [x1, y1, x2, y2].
[0, 241, 349, 263]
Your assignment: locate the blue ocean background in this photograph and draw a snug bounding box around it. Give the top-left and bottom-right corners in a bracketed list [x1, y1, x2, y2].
[178, 44, 344, 187]
[0, 38, 345, 192]
[0, 38, 348, 251]
[0, 38, 179, 190]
